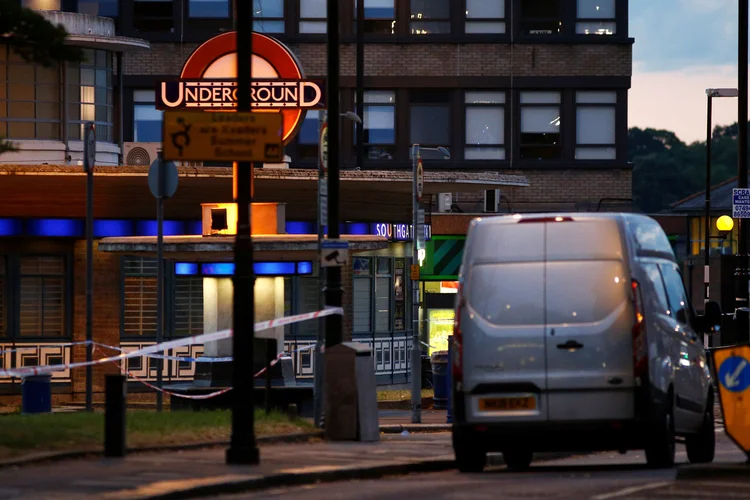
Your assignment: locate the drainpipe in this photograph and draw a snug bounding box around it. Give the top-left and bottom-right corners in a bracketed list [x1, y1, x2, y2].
[117, 52, 124, 165]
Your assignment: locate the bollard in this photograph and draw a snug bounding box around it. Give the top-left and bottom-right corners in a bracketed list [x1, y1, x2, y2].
[287, 403, 298, 420]
[447, 336, 453, 424]
[104, 374, 127, 458]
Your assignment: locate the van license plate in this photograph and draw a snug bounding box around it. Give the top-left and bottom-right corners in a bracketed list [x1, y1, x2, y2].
[479, 397, 536, 411]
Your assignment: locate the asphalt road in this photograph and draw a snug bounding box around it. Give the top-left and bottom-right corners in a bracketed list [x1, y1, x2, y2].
[218, 426, 750, 500]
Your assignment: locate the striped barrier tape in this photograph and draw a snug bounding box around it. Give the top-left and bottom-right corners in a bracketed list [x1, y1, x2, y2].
[0, 306, 342, 378]
[94, 343, 317, 400]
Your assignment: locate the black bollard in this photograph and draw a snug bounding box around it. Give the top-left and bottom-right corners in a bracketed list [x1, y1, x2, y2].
[104, 374, 127, 457]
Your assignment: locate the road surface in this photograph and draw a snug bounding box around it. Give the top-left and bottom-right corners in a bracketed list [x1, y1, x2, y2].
[219, 425, 750, 499]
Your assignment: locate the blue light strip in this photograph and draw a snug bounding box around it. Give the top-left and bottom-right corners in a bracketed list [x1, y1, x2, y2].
[27, 219, 84, 237]
[136, 220, 186, 237]
[94, 220, 134, 237]
[182, 261, 314, 276]
[0, 219, 23, 236]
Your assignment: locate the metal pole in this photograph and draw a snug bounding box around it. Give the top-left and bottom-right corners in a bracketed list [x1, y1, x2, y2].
[737, 0, 750, 324]
[85, 153, 93, 412]
[226, 0, 259, 465]
[704, 94, 712, 349]
[324, 0, 342, 349]
[155, 159, 164, 412]
[314, 112, 327, 428]
[355, 0, 364, 170]
[411, 144, 422, 424]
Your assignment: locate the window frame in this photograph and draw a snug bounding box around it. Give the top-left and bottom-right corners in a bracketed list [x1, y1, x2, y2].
[409, 0, 451, 36]
[299, 0, 327, 33]
[408, 89, 452, 159]
[133, 89, 163, 143]
[658, 263, 697, 327]
[511, 0, 628, 43]
[252, 0, 287, 34]
[355, 90, 398, 161]
[575, 0, 616, 36]
[463, 90, 507, 161]
[187, 0, 231, 19]
[67, 49, 115, 143]
[516, 90, 563, 162]
[464, 0, 507, 35]
[574, 90, 617, 161]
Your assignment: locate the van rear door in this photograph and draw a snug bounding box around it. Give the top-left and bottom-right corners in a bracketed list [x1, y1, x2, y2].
[544, 219, 635, 422]
[462, 221, 548, 422]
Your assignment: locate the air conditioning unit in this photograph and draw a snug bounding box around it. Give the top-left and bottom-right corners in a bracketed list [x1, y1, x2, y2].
[484, 189, 500, 213]
[122, 142, 202, 167]
[437, 193, 453, 213]
[123, 142, 161, 166]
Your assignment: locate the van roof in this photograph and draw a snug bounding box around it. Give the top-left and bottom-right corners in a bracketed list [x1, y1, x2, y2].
[467, 212, 675, 262]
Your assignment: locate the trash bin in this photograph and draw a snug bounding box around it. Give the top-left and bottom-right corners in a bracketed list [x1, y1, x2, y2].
[431, 350, 449, 410]
[447, 336, 453, 424]
[21, 374, 52, 414]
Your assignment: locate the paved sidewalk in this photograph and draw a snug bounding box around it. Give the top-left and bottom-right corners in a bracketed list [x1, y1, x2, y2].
[0, 433, 456, 500]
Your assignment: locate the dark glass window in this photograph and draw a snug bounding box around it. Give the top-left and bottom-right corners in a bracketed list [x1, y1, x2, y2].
[410, 90, 451, 159]
[520, 0, 562, 35]
[133, 0, 174, 32]
[519, 91, 561, 160]
[410, 0, 450, 35]
[355, 91, 396, 160]
[189, 0, 229, 18]
[354, 0, 396, 35]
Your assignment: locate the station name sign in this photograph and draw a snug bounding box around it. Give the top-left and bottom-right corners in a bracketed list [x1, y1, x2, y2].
[371, 223, 432, 242]
[156, 79, 326, 111]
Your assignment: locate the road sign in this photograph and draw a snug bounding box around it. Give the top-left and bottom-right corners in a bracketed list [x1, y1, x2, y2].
[148, 159, 179, 199]
[410, 264, 420, 280]
[319, 178, 328, 226]
[84, 123, 96, 172]
[416, 158, 424, 202]
[162, 110, 283, 163]
[733, 188, 750, 218]
[321, 239, 349, 268]
[319, 120, 328, 175]
[713, 346, 750, 452]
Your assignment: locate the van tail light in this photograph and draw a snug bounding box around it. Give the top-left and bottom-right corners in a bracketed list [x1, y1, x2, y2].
[631, 279, 648, 382]
[452, 283, 464, 385]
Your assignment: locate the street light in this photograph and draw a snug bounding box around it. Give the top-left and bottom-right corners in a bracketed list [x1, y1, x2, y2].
[410, 143, 450, 425]
[314, 109, 361, 429]
[704, 88, 738, 348]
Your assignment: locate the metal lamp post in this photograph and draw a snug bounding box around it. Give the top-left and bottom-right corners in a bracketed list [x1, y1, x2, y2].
[704, 88, 738, 348]
[314, 109, 361, 429]
[410, 144, 449, 424]
[736, 0, 749, 339]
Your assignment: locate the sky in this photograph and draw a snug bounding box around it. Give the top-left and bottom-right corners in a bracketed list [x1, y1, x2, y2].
[629, 0, 745, 143]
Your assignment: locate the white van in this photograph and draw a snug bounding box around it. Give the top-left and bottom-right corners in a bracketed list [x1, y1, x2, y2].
[451, 213, 722, 472]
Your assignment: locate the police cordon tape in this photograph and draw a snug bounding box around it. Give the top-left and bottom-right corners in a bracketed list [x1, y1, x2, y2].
[0, 307, 342, 378]
[93, 343, 317, 400]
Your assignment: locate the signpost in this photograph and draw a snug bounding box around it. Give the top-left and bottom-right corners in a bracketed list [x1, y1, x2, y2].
[410, 145, 422, 424]
[83, 122, 96, 413]
[713, 346, 750, 459]
[315, 112, 328, 428]
[148, 157, 178, 412]
[161, 110, 283, 163]
[416, 158, 424, 202]
[733, 188, 750, 219]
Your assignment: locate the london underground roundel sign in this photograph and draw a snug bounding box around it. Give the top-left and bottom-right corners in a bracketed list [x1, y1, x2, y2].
[157, 32, 326, 146]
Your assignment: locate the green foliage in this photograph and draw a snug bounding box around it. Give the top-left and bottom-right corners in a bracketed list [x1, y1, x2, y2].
[630, 123, 744, 213]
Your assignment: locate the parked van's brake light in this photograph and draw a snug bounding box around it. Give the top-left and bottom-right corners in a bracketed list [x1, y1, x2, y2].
[631, 279, 647, 382]
[517, 216, 574, 223]
[452, 283, 464, 385]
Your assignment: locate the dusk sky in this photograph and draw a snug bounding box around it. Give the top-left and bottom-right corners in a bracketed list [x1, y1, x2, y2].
[629, 0, 744, 143]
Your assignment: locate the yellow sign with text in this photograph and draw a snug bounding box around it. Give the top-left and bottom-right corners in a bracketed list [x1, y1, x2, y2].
[162, 111, 283, 163]
[713, 345, 750, 452]
[410, 264, 420, 280]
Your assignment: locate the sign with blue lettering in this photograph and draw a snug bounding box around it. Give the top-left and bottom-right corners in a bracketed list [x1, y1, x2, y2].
[733, 188, 750, 219]
[719, 355, 750, 393]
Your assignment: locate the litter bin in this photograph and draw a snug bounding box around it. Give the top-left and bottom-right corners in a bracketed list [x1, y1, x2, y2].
[431, 350, 449, 410]
[21, 374, 52, 414]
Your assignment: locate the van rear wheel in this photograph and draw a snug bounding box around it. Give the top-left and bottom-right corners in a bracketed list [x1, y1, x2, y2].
[454, 441, 486, 473]
[686, 404, 715, 464]
[503, 449, 533, 470]
[645, 400, 676, 468]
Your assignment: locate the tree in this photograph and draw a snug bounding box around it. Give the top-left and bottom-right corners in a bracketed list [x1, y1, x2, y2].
[1, 0, 83, 154]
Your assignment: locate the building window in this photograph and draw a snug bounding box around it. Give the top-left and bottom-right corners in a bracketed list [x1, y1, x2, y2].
[77, 0, 119, 17]
[465, 91, 505, 160]
[298, 110, 321, 160]
[68, 49, 114, 142]
[375, 258, 392, 332]
[133, 0, 174, 32]
[520, 0, 561, 35]
[19, 256, 66, 338]
[122, 256, 157, 338]
[356, 91, 396, 160]
[410, 0, 450, 34]
[189, 0, 229, 18]
[577, 0, 616, 35]
[134, 90, 163, 142]
[172, 276, 203, 337]
[254, 0, 285, 33]
[353, 257, 372, 333]
[465, 0, 505, 34]
[0, 47, 61, 141]
[520, 91, 561, 160]
[575, 91, 616, 160]
[355, 0, 396, 35]
[410, 90, 451, 159]
[300, 0, 326, 33]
